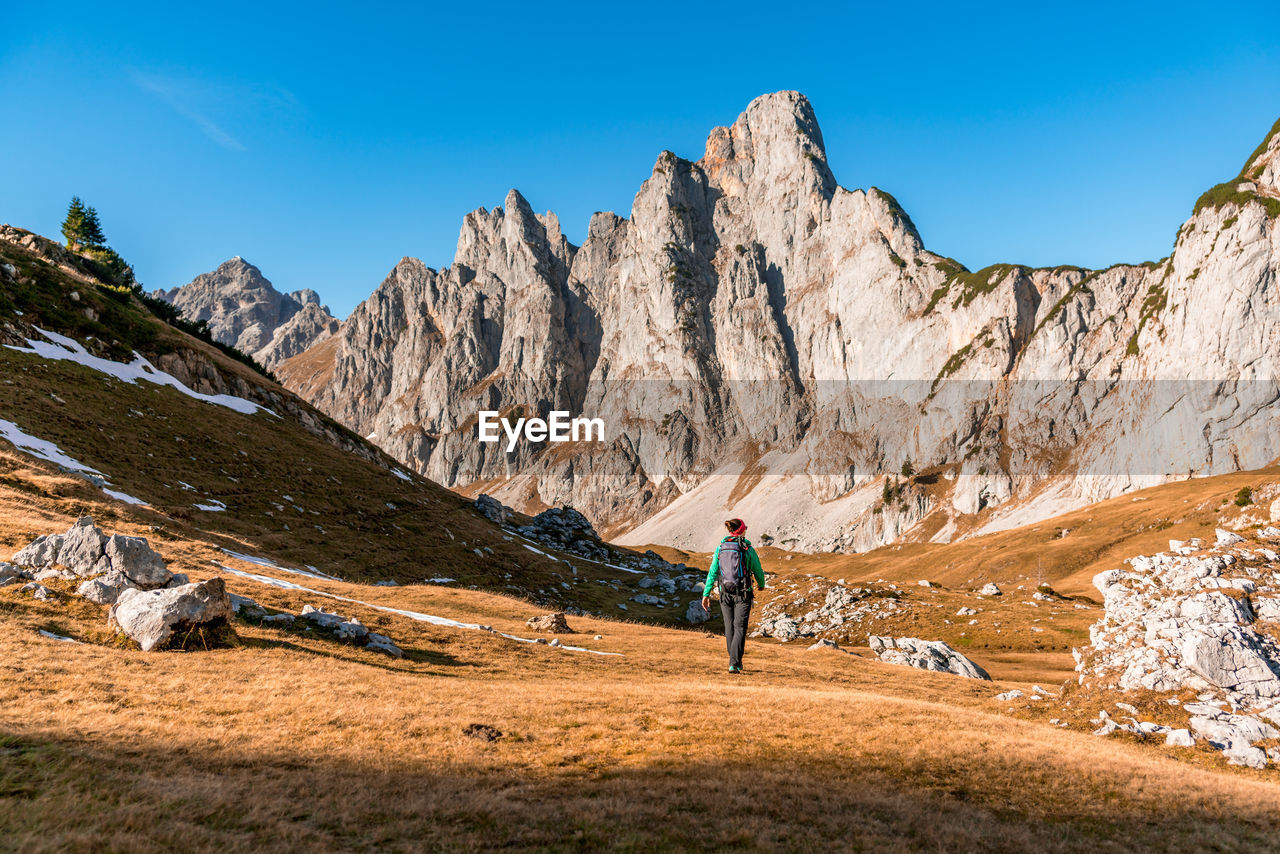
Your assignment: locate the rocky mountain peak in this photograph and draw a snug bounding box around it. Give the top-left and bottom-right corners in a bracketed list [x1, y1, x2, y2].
[282, 94, 1280, 556]
[454, 188, 576, 289]
[700, 90, 836, 200]
[155, 258, 339, 369]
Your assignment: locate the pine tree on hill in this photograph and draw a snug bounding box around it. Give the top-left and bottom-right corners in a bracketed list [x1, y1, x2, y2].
[81, 205, 106, 248]
[61, 196, 88, 249]
[60, 196, 106, 249]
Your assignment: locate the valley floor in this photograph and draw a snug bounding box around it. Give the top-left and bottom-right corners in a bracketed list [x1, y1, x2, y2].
[5, 539, 1280, 852]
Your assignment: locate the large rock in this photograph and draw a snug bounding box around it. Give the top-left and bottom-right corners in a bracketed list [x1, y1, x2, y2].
[526, 612, 573, 633]
[77, 571, 134, 605]
[104, 534, 171, 586]
[12, 534, 65, 569]
[474, 494, 512, 525]
[13, 518, 172, 602]
[868, 636, 992, 680]
[58, 517, 110, 575]
[108, 578, 233, 651]
[685, 599, 710, 624]
[12, 517, 108, 576]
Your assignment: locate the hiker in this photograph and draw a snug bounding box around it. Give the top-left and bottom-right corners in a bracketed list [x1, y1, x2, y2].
[701, 518, 766, 673]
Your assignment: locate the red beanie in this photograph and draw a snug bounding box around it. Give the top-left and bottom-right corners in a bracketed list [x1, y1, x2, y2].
[726, 518, 747, 536]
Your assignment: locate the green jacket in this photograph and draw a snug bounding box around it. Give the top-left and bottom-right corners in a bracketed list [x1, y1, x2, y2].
[703, 536, 766, 598]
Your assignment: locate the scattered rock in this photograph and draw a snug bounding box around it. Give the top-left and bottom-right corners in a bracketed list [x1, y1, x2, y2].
[1216, 528, 1245, 547]
[685, 599, 710, 624]
[979, 583, 1002, 596]
[639, 575, 677, 594]
[108, 578, 233, 651]
[229, 593, 267, 619]
[335, 618, 369, 641]
[755, 613, 801, 642]
[631, 593, 663, 606]
[474, 494, 511, 525]
[956, 607, 977, 616]
[868, 635, 992, 680]
[20, 582, 53, 601]
[526, 612, 573, 633]
[807, 638, 843, 652]
[995, 689, 1024, 702]
[366, 633, 404, 657]
[463, 723, 502, 742]
[301, 604, 347, 629]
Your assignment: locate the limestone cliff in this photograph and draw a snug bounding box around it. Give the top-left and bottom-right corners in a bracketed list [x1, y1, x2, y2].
[279, 93, 1280, 552]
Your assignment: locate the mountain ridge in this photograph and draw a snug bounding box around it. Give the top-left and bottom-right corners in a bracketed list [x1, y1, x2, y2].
[153, 256, 340, 369]
[251, 91, 1280, 552]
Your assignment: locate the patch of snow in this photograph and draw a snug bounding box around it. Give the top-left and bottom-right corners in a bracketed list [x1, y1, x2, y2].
[391, 468, 412, 481]
[177, 481, 196, 491]
[38, 629, 80, 643]
[194, 500, 227, 512]
[8, 328, 273, 417]
[220, 549, 341, 581]
[0, 418, 101, 473]
[0, 419, 148, 506]
[103, 488, 148, 506]
[426, 577, 456, 584]
[523, 543, 558, 561]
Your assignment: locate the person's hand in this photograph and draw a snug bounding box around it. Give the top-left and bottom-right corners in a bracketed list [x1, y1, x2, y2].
[701, 596, 711, 612]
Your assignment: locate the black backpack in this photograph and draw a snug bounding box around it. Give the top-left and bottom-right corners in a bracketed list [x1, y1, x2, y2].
[716, 537, 749, 596]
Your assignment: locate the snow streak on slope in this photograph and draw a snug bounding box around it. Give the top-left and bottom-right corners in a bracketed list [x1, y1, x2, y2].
[6, 328, 272, 416]
[216, 564, 622, 656]
[0, 418, 148, 506]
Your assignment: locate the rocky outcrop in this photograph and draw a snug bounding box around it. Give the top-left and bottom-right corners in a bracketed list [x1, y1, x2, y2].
[1077, 528, 1280, 768]
[12, 517, 177, 605]
[280, 93, 1280, 553]
[153, 257, 339, 368]
[869, 636, 992, 680]
[109, 577, 234, 651]
[526, 612, 573, 633]
[298, 604, 404, 656]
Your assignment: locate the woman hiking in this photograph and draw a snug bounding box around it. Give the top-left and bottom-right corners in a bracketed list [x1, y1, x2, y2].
[701, 518, 766, 673]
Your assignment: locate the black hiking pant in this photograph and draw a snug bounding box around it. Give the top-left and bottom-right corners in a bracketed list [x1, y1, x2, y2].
[720, 592, 753, 669]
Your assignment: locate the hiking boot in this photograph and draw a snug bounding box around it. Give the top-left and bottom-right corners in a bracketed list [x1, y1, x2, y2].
[728, 665, 740, 674]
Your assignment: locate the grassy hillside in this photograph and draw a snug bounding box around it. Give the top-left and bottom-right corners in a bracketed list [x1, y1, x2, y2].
[0, 228, 696, 621]
[3, 493, 1280, 851]
[5, 225, 1280, 849]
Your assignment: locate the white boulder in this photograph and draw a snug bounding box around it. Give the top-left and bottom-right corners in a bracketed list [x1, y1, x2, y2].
[108, 578, 233, 651]
[868, 635, 991, 680]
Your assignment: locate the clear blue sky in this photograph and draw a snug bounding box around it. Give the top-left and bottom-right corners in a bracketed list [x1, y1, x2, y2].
[4, 1, 1279, 318]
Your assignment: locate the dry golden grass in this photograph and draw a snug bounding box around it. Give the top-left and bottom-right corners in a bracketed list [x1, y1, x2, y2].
[4, 499, 1280, 851]
[4, 238, 1280, 849]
